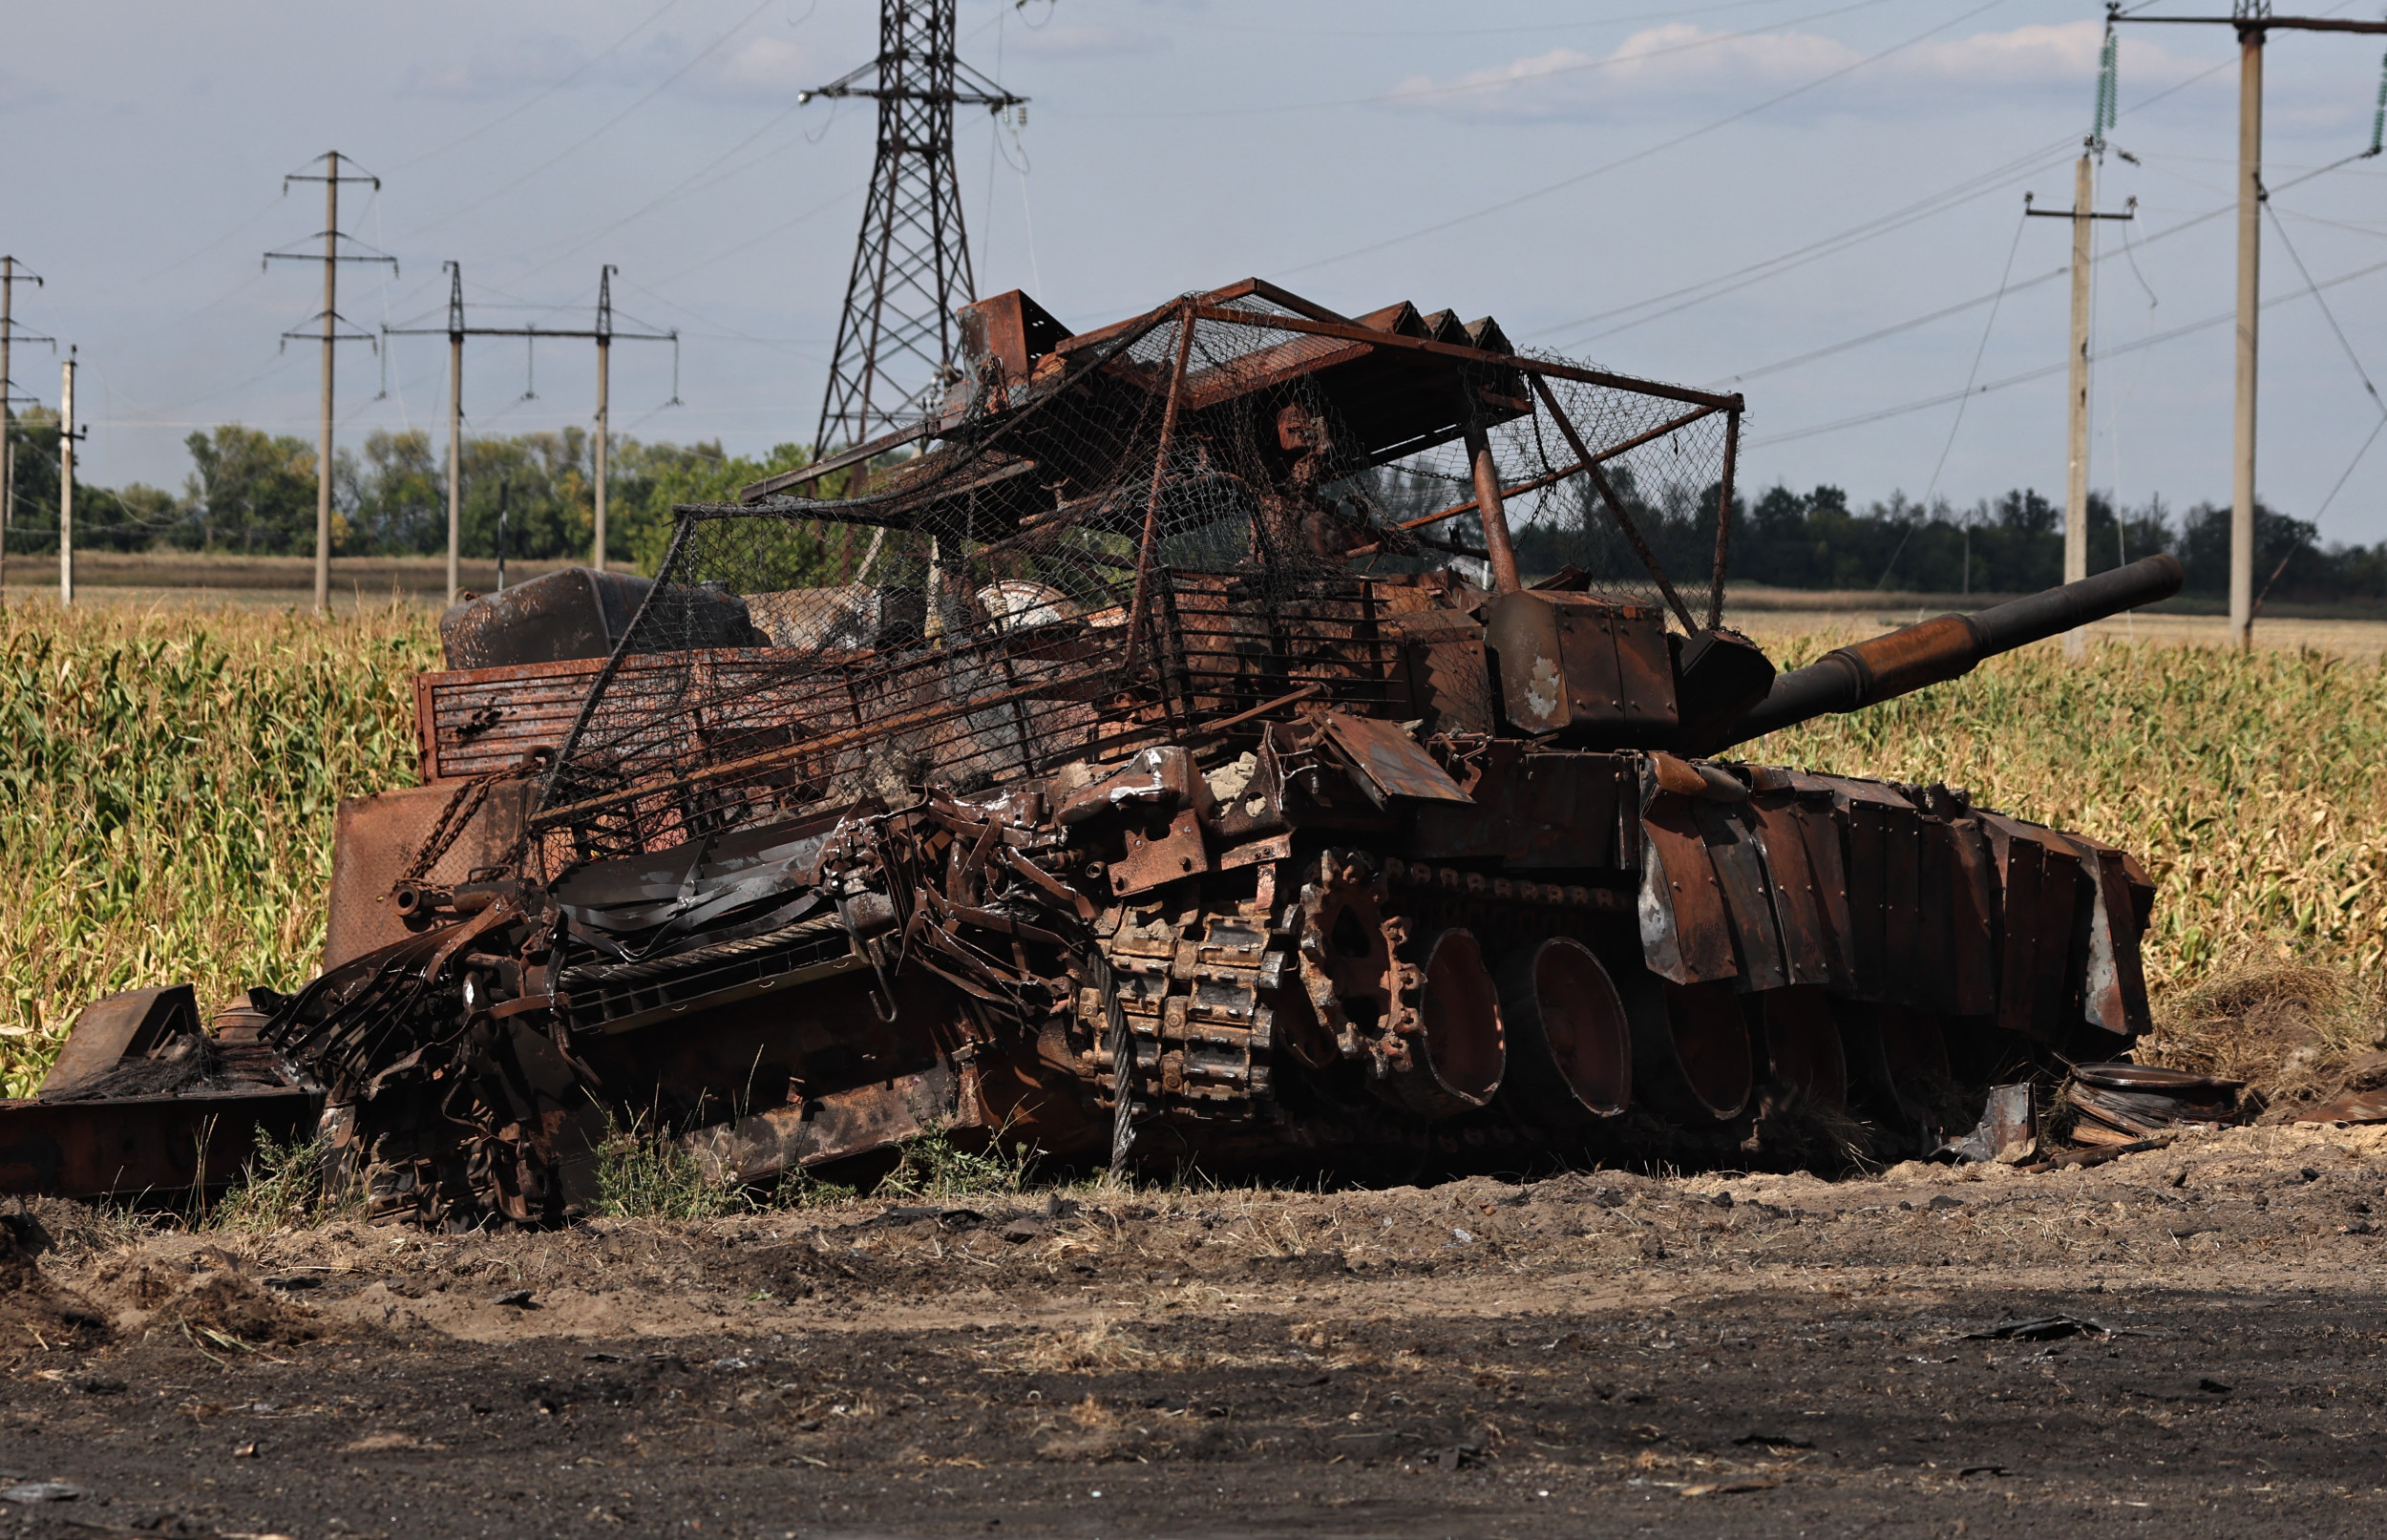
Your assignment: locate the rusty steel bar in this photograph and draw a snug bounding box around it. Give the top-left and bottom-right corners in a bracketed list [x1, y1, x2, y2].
[1183, 303, 1743, 412]
[1709, 406, 1741, 630]
[1122, 303, 1198, 680]
[1466, 422, 1523, 593]
[1394, 402, 1717, 534]
[1530, 375, 1699, 633]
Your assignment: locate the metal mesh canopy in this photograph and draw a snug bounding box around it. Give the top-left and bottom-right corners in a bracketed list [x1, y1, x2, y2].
[532, 279, 1743, 872]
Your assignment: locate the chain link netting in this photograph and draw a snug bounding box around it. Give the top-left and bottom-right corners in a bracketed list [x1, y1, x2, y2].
[531, 294, 1735, 871]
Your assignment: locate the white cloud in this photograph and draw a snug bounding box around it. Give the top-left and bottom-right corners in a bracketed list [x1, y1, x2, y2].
[713, 36, 816, 98]
[1388, 20, 2207, 124]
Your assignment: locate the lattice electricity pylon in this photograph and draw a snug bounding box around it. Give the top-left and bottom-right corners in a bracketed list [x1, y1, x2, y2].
[804, 0, 1025, 456]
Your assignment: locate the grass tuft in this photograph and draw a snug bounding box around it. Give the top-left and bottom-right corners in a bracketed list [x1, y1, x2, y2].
[873, 1126, 1039, 1202]
[595, 1117, 753, 1222]
[203, 1128, 342, 1234]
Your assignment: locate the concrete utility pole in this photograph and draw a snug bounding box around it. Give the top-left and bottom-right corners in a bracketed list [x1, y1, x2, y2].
[2026, 161, 2133, 658]
[0, 257, 53, 605]
[596, 266, 612, 574]
[2115, 6, 2387, 648]
[445, 264, 463, 605]
[57, 348, 74, 608]
[385, 266, 672, 584]
[2233, 27, 2263, 648]
[265, 151, 394, 614]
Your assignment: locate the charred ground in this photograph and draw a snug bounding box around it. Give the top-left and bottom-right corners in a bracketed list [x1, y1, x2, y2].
[3, 1124, 2385, 1538]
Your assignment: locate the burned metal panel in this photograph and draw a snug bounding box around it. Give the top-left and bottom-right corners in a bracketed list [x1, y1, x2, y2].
[416, 653, 633, 783]
[680, 1062, 961, 1185]
[1637, 772, 1739, 986]
[1515, 752, 1623, 870]
[1409, 747, 1625, 871]
[1943, 819, 1998, 1019]
[37, 985, 201, 1097]
[0, 1087, 319, 1199]
[2032, 833, 2085, 1036]
[1791, 799, 1856, 986]
[1747, 795, 1837, 989]
[1879, 802, 1925, 1009]
[2068, 835, 2154, 1038]
[1403, 636, 1496, 737]
[1692, 800, 1789, 992]
[1990, 824, 2051, 1040]
[1483, 591, 1679, 745]
[1842, 802, 1888, 1001]
[1914, 819, 1959, 1015]
[1320, 713, 1472, 806]
[1111, 810, 1212, 898]
[325, 779, 537, 971]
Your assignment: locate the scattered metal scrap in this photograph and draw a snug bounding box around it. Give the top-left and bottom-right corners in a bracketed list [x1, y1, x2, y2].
[0, 277, 2188, 1222]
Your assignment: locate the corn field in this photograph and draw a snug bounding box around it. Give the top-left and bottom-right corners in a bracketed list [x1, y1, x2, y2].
[2, 602, 2382, 1099]
[0, 602, 435, 1097]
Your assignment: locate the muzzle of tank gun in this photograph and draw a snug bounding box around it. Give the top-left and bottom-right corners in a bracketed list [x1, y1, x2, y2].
[1700, 553, 2184, 754]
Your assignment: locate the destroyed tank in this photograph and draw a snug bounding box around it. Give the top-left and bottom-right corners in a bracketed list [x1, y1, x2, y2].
[0, 279, 2183, 1222]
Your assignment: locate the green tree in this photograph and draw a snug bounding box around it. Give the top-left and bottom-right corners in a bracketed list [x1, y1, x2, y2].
[180, 425, 318, 553]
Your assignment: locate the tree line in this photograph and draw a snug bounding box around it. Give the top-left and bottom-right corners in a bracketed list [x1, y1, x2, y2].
[1, 411, 2378, 601]
[0, 413, 805, 576]
[1499, 474, 2380, 602]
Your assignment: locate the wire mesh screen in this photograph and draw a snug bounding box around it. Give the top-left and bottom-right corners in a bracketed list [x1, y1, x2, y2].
[529, 293, 1736, 871]
[1341, 354, 1731, 623]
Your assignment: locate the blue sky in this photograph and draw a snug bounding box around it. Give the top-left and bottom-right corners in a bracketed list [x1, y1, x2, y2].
[6, 1, 2386, 540]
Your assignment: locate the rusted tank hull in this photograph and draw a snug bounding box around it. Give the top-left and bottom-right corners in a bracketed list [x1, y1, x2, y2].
[191, 719, 2149, 1228]
[0, 275, 2187, 1219]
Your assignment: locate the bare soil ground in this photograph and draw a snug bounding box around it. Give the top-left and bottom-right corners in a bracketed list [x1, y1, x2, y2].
[5, 1124, 2387, 1539]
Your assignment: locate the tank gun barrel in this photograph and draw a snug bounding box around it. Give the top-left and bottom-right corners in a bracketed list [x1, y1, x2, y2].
[1706, 552, 2184, 753]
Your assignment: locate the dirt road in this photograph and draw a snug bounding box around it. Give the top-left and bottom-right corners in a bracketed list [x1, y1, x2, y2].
[5, 1123, 2385, 1538]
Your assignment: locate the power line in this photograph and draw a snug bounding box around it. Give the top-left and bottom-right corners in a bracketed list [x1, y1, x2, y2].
[1525, 49, 2238, 352]
[1232, 0, 1819, 39]
[1272, 0, 2006, 280]
[385, 264, 677, 591]
[1748, 250, 2387, 446]
[390, 0, 693, 172]
[1705, 148, 2368, 392]
[504, 96, 821, 285]
[1542, 140, 2081, 348]
[391, 0, 782, 244]
[2264, 195, 2387, 519]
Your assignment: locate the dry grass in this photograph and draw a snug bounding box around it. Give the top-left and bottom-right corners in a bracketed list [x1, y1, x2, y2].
[3, 604, 2385, 1101]
[2135, 962, 2382, 1109]
[1006, 1319, 1196, 1376]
